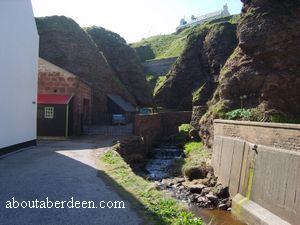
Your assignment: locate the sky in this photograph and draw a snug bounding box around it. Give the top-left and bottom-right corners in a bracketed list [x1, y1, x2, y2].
[31, 0, 243, 43]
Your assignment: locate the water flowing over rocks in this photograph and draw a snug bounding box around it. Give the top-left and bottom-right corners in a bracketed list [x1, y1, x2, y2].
[155, 176, 231, 211]
[145, 143, 231, 211]
[145, 144, 185, 180]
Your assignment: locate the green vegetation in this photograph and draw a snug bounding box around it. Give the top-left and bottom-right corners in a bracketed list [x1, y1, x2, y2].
[182, 142, 211, 173]
[184, 142, 204, 156]
[224, 108, 300, 124]
[99, 150, 203, 225]
[225, 108, 262, 122]
[209, 100, 227, 119]
[225, 109, 255, 121]
[134, 17, 235, 61]
[168, 124, 192, 144]
[153, 76, 167, 95]
[145, 75, 168, 96]
[179, 124, 191, 135]
[269, 114, 300, 124]
[131, 15, 240, 62]
[192, 84, 206, 104]
[131, 35, 184, 60]
[146, 74, 159, 92]
[131, 25, 198, 60]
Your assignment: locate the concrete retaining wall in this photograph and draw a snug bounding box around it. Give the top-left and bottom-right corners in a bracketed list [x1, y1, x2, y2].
[142, 57, 178, 76]
[212, 119, 300, 225]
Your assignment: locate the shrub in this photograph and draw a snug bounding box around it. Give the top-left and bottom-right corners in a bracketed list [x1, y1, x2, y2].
[225, 108, 252, 120]
[225, 108, 263, 121]
[178, 124, 191, 134]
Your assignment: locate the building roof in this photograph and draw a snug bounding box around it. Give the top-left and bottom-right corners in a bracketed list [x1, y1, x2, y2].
[107, 94, 137, 112]
[177, 5, 230, 31]
[193, 10, 223, 22]
[38, 94, 73, 105]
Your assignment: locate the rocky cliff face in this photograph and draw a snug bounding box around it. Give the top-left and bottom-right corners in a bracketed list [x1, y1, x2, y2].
[154, 17, 238, 110]
[86, 27, 153, 106]
[200, 0, 300, 147]
[36, 16, 136, 123]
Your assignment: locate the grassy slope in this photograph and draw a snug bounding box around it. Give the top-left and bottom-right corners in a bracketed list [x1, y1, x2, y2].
[131, 27, 197, 60]
[131, 15, 240, 61]
[99, 149, 203, 225]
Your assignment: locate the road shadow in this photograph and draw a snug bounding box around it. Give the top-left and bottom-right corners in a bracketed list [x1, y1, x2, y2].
[0, 135, 172, 225]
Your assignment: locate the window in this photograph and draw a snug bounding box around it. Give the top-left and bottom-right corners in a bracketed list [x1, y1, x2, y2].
[44, 107, 54, 119]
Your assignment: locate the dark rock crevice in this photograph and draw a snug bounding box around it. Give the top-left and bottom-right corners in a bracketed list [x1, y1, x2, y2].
[154, 19, 238, 111]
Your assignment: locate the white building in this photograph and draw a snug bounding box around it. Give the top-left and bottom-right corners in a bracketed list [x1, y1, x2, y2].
[0, 0, 39, 153]
[177, 4, 231, 31]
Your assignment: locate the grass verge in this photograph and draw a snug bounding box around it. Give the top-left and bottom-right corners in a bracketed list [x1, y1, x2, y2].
[99, 149, 203, 225]
[182, 142, 212, 179]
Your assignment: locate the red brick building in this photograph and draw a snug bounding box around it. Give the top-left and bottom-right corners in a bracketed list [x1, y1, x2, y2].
[38, 58, 92, 135]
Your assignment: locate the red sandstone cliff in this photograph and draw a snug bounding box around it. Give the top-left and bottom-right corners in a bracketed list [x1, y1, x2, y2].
[36, 16, 136, 123]
[154, 17, 238, 110]
[200, 0, 300, 147]
[86, 27, 153, 106]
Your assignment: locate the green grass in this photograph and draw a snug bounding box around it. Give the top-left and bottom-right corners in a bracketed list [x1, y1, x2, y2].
[181, 142, 211, 179]
[146, 74, 159, 92]
[184, 142, 204, 156]
[131, 34, 185, 60]
[183, 142, 211, 166]
[131, 15, 240, 62]
[130, 24, 199, 60]
[192, 83, 206, 104]
[153, 76, 167, 95]
[99, 150, 203, 225]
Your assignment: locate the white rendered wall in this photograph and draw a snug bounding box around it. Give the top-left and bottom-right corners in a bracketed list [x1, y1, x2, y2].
[0, 0, 39, 148]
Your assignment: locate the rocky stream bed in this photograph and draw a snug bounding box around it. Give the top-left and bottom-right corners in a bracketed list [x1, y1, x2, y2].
[145, 143, 245, 225]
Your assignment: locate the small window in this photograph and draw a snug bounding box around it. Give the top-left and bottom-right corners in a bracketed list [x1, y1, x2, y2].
[44, 107, 54, 119]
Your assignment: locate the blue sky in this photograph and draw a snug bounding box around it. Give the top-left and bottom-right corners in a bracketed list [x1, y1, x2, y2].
[31, 0, 243, 43]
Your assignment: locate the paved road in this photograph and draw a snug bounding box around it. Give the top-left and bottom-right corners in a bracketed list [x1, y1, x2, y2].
[0, 137, 143, 225]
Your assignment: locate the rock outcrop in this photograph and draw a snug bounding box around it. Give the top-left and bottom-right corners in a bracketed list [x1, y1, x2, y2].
[154, 17, 238, 110]
[36, 16, 136, 123]
[200, 0, 300, 147]
[86, 27, 153, 106]
[131, 45, 155, 62]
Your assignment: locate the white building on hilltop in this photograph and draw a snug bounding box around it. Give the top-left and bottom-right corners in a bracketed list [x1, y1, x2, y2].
[177, 4, 231, 31]
[0, 0, 39, 154]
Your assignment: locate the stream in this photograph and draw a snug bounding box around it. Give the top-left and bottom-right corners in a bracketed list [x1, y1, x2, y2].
[145, 144, 184, 180]
[145, 143, 245, 225]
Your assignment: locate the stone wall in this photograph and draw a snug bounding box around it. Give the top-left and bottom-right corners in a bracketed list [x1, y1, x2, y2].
[212, 119, 300, 225]
[142, 57, 177, 76]
[134, 113, 161, 153]
[134, 111, 192, 152]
